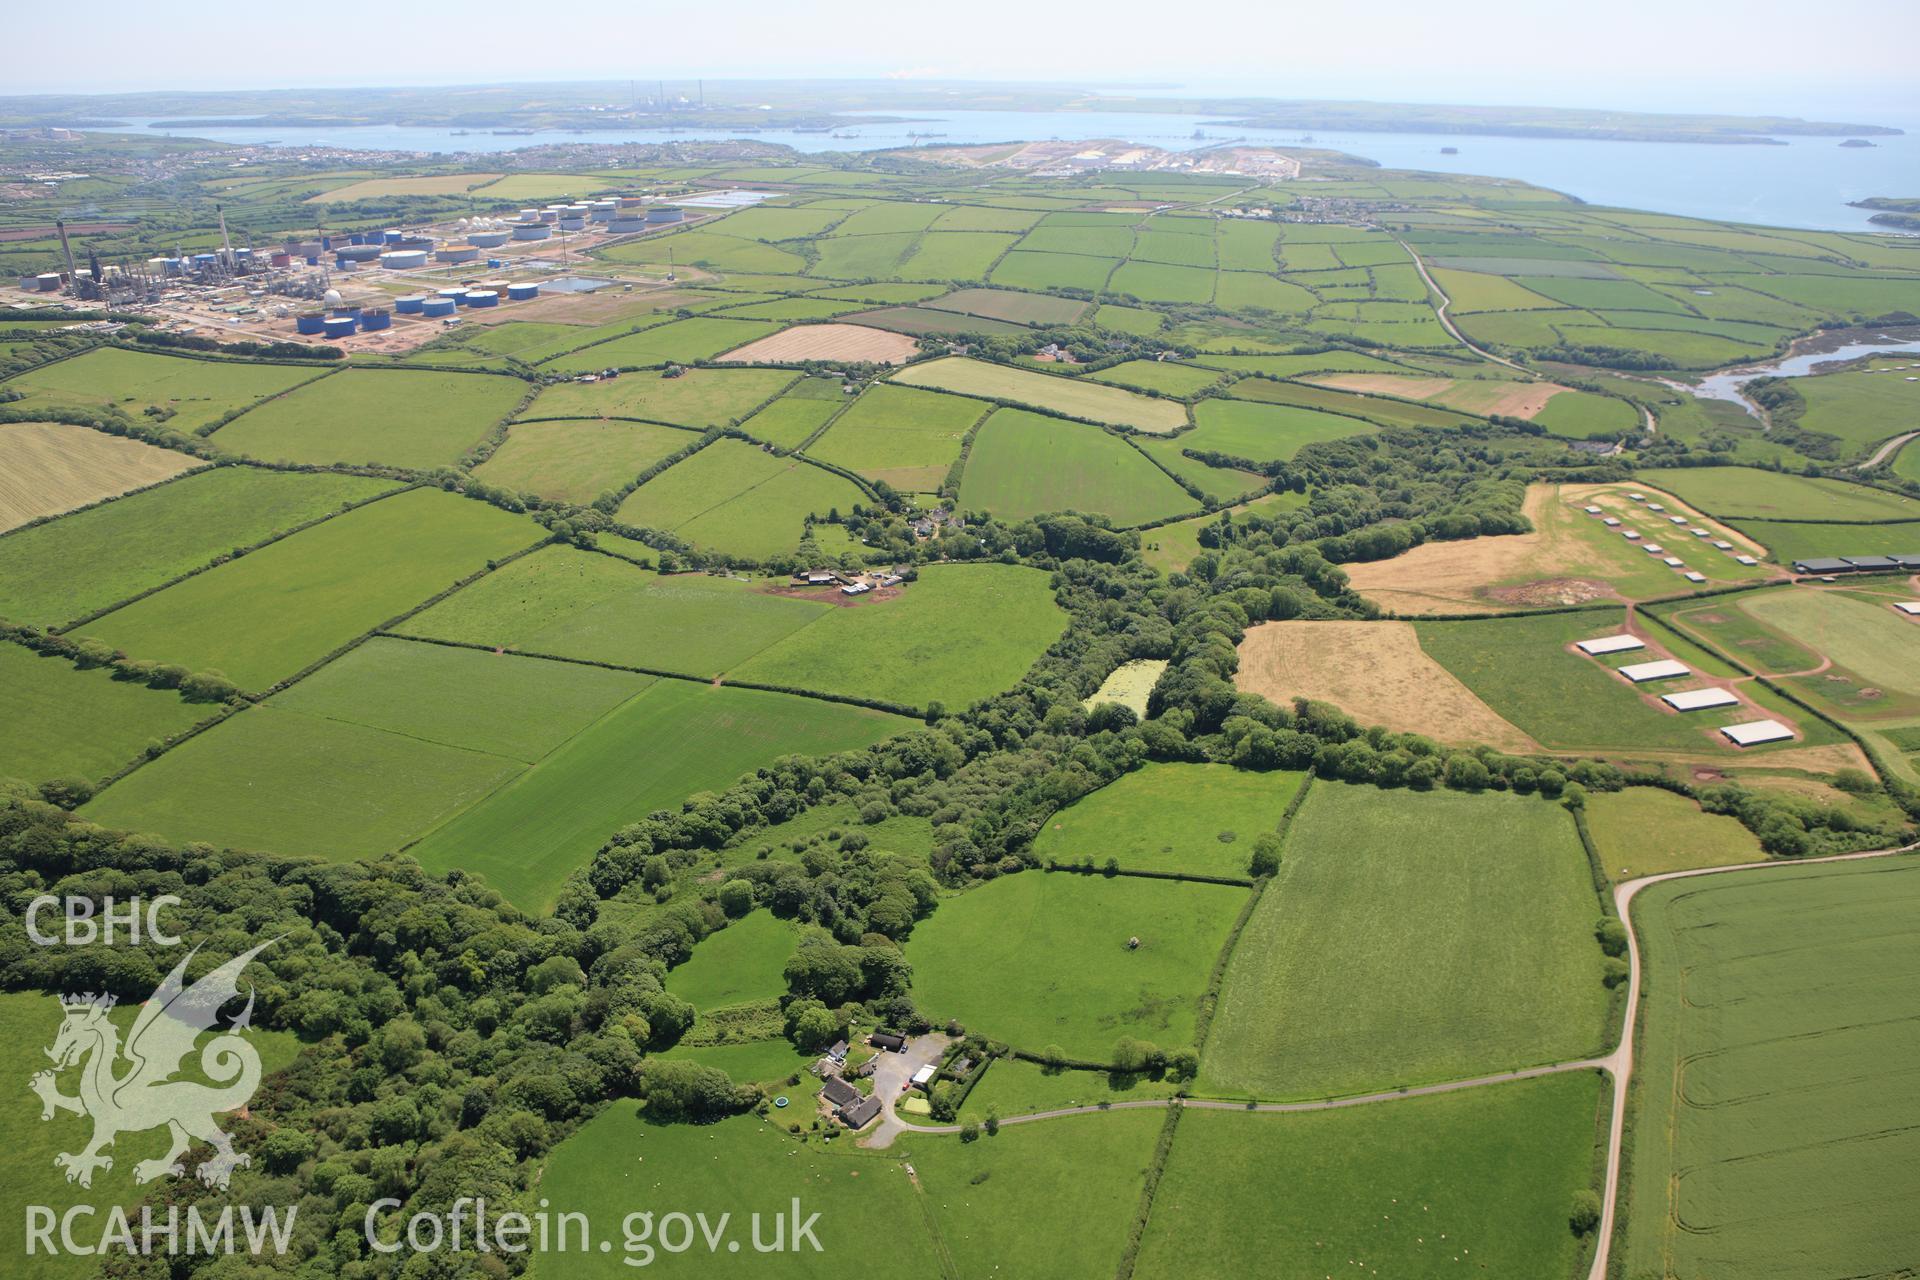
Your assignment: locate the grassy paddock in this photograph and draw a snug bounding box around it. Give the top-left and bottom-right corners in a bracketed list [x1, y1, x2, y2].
[1200, 784, 1610, 1099]
[1030, 763, 1302, 877]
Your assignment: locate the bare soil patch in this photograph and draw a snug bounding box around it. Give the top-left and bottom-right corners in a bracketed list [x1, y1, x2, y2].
[0, 422, 201, 531]
[1310, 373, 1568, 419]
[1235, 620, 1539, 753]
[757, 583, 902, 608]
[717, 324, 920, 366]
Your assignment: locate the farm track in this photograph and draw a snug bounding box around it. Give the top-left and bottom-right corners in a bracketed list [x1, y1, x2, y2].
[1392, 236, 1527, 373]
[869, 837, 1920, 1280]
[1861, 429, 1918, 470]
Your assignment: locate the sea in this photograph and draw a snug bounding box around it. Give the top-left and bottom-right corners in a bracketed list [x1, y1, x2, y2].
[87, 109, 1920, 234]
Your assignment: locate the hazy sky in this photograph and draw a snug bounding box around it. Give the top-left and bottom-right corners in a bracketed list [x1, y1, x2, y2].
[9, 0, 1915, 121]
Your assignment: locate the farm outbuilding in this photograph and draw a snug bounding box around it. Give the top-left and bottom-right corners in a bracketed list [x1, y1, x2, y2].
[1662, 688, 1739, 712]
[1576, 634, 1644, 656]
[1618, 659, 1690, 683]
[1722, 719, 1794, 746]
[1895, 602, 1920, 616]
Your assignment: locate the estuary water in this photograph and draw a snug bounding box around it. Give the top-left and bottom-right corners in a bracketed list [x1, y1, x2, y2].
[91, 109, 1920, 233]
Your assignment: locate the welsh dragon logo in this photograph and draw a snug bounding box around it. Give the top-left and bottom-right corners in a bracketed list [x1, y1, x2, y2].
[29, 941, 273, 1190]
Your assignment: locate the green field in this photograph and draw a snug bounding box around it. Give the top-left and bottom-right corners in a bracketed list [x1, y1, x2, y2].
[907, 870, 1246, 1060]
[1200, 785, 1610, 1098]
[213, 368, 525, 469]
[896, 1108, 1164, 1278]
[82, 639, 644, 857]
[959, 409, 1199, 525]
[408, 680, 909, 909]
[729, 564, 1065, 710]
[617, 440, 867, 560]
[1136, 1073, 1604, 1280]
[530, 1109, 939, 1277]
[892, 357, 1189, 433]
[1228, 378, 1477, 429]
[1794, 363, 1920, 459]
[1744, 587, 1920, 719]
[1640, 466, 1920, 521]
[405, 546, 829, 676]
[1185, 397, 1377, 462]
[1141, 490, 1307, 575]
[667, 910, 797, 1011]
[472, 419, 696, 503]
[746, 797, 935, 864]
[522, 366, 794, 426]
[1619, 858, 1920, 1280]
[1730, 518, 1920, 563]
[1084, 359, 1221, 397]
[739, 391, 842, 450]
[1030, 763, 1302, 877]
[1583, 786, 1763, 879]
[76, 488, 543, 692]
[1413, 608, 1827, 755]
[1, 348, 321, 432]
[0, 992, 303, 1280]
[542, 317, 783, 372]
[954, 1055, 1181, 1122]
[801, 383, 987, 490]
[925, 286, 1087, 325]
[0, 642, 207, 785]
[0, 466, 396, 627]
[655, 1037, 814, 1084]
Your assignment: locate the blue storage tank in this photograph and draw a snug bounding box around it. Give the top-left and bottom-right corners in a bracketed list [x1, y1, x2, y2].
[559, 216, 586, 231]
[395, 295, 427, 314]
[306, 256, 319, 266]
[507, 282, 539, 301]
[422, 298, 457, 318]
[383, 230, 403, 244]
[323, 316, 358, 338]
[295, 313, 326, 335]
[321, 236, 333, 250]
[464, 290, 499, 308]
[487, 258, 503, 268]
[437, 287, 467, 306]
[360, 310, 391, 331]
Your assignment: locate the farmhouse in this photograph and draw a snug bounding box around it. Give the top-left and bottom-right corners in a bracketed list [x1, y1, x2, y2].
[1618, 659, 1690, 683]
[1722, 719, 1794, 746]
[820, 1076, 861, 1109]
[840, 1095, 883, 1129]
[869, 1031, 906, 1052]
[1662, 687, 1740, 712]
[827, 1039, 849, 1065]
[1576, 634, 1644, 656]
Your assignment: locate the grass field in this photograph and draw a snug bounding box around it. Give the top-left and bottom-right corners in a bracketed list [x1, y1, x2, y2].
[729, 564, 1065, 709]
[0, 992, 303, 1280]
[1141, 490, 1306, 575]
[958, 408, 1198, 525]
[1200, 784, 1609, 1098]
[0, 642, 207, 785]
[1730, 518, 1920, 562]
[82, 639, 645, 857]
[892, 357, 1189, 433]
[954, 1056, 1181, 1122]
[1743, 587, 1920, 718]
[1412, 608, 1817, 755]
[0, 422, 201, 532]
[542, 318, 783, 372]
[1, 347, 320, 432]
[407, 680, 909, 909]
[1030, 763, 1302, 877]
[1619, 858, 1920, 1280]
[1083, 657, 1168, 717]
[739, 391, 842, 450]
[1583, 787, 1762, 879]
[617, 440, 867, 560]
[897, 1108, 1164, 1278]
[1084, 359, 1221, 397]
[213, 368, 525, 469]
[1185, 397, 1377, 462]
[0, 466, 395, 628]
[655, 1037, 814, 1084]
[801, 383, 987, 490]
[404, 546, 830, 676]
[523, 366, 794, 426]
[1640, 466, 1920, 522]
[1228, 378, 1477, 429]
[1794, 363, 1920, 459]
[667, 910, 797, 1011]
[925, 286, 1087, 325]
[1136, 1073, 1604, 1280]
[906, 870, 1246, 1060]
[472, 419, 696, 503]
[76, 488, 543, 692]
[714, 323, 920, 365]
[530, 1109, 939, 1277]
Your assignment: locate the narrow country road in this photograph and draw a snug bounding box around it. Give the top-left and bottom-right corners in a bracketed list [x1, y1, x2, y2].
[1394, 236, 1529, 372]
[1860, 429, 1918, 470]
